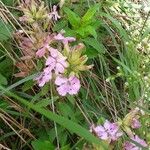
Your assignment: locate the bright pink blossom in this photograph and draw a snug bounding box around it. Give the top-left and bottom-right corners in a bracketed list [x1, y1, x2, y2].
[131, 118, 141, 129]
[91, 120, 123, 143]
[55, 75, 81, 96]
[54, 33, 76, 45]
[49, 5, 61, 21]
[123, 135, 148, 150]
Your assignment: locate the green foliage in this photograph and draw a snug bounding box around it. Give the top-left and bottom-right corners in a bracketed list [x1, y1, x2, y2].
[1, 0, 14, 6]
[32, 139, 55, 150]
[0, 85, 108, 149]
[59, 4, 102, 58]
[63, 7, 80, 28]
[81, 4, 100, 23]
[83, 37, 105, 57]
[62, 4, 100, 39]
[0, 19, 13, 42]
[0, 73, 7, 85]
[1, 0, 150, 149]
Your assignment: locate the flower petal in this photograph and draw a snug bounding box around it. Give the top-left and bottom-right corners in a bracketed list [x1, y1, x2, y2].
[57, 84, 69, 96]
[36, 47, 46, 57]
[55, 76, 67, 86]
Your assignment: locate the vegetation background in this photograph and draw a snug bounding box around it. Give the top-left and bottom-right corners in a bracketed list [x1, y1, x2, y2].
[0, 0, 150, 149]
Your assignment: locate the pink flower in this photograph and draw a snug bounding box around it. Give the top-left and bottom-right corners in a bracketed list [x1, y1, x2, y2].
[123, 135, 148, 150]
[49, 5, 61, 21]
[46, 48, 68, 74]
[91, 120, 123, 143]
[131, 118, 141, 129]
[36, 45, 49, 58]
[35, 67, 52, 87]
[54, 33, 76, 45]
[36, 35, 55, 57]
[55, 75, 81, 96]
[35, 48, 68, 87]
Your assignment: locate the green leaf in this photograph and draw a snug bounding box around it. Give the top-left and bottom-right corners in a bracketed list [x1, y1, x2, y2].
[76, 27, 85, 37]
[1, 0, 14, 5]
[0, 99, 9, 110]
[0, 19, 13, 41]
[32, 139, 55, 150]
[82, 4, 99, 23]
[83, 37, 105, 54]
[58, 102, 74, 118]
[0, 73, 7, 85]
[53, 20, 68, 32]
[0, 57, 13, 77]
[35, 97, 59, 107]
[0, 73, 38, 96]
[61, 144, 70, 150]
[84, 25, 97, 39]
[63, 7, 80, 28]
[22, 80, 35, 92]
[84, 47, 98, 58]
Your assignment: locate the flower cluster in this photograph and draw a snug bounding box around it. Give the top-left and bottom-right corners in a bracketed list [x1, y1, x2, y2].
[123, 135, 148, 150]
[55, 75, 81, 96]
[90, 120, 123, 144]
[15, 0, 92, 97]
[34, 32, 89, 96]
[91, 108, 148, 149]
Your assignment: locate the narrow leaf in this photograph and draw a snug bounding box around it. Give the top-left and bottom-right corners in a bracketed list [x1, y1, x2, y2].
[63, 7, 80, 28]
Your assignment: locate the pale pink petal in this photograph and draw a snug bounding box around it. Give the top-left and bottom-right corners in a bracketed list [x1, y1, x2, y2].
[99, 132, 109, 140]
[63, 37, 76, 44]
[36, 72, 52, 87]
[49, 5, 61, 21]
[132, 135, 148, 147]
[46, 57, 56, 66]
[92, 120, 123, 143]
[44, 66, 53, 73]
[54, 33, 76, 44]
[57, 84, 68, 96]
[39, 80, 46, 87]
[68, 83, 80, 95]
[68, 88, 78, 95]
[43, 73, 52, 82]
[49, 47, 58, 58]
[54, 33, 64, 41]
[131, 118, 141, 129]
[55, 76, 67, 86]
[124, 135, 148, 150]
[123, 141, 135, 150]
[94, 126, 105, 133]
[103, 120, 111, 130]
[62, 61, 69, 68]
[55, 63, 65, 74]
[68, 76, 81, 94]
[55, 75, 80, 96]
[36, 48, 46, 57]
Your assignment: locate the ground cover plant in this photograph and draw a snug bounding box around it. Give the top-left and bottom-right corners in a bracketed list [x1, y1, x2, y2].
[0, 0, 150, 149]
